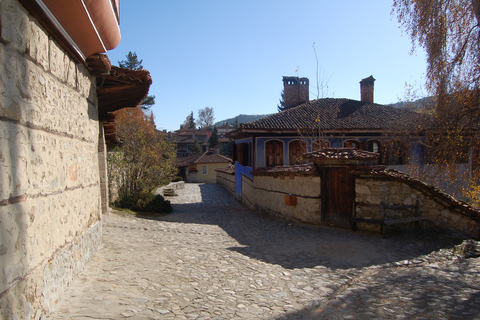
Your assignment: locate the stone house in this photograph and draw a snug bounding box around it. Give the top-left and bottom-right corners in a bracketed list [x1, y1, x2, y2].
[229, 75, 428, 170]
[171, 126, 233, 158]
[176, 150, 232, 183]
[218, 76, 480, 239]
[0, 0, 151, 318]
[217, 148, 480, 239]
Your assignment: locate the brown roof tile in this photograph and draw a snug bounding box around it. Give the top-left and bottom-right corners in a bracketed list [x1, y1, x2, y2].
[305, 148, 379, 161]
[236, 98, 426, 132]
[176, 150, 232, 167]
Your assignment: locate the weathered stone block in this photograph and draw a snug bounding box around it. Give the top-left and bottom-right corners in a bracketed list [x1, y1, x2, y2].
[1, 0, 29, 52]
[355, 183, 370, 195]
[27, 20, 49, 70]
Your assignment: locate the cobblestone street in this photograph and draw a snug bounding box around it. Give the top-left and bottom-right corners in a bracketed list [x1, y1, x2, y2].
[50, 183, 480, 319]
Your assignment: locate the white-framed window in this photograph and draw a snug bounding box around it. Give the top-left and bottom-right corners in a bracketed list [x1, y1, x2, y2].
[202, 165, 207, 175]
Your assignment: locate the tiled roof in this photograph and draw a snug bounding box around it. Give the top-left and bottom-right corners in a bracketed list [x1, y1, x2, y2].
[215, 164, 235, 174]
[170, 128, 211, 144]
[97, 66, 152, 117]
[305, 148, 379, 161]
[176, 150, 232, 167]
[251, 164, 318, 176]
[238, 98, 426, 132]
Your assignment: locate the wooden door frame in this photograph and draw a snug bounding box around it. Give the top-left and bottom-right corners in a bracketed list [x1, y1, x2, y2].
[320, 165, 355, 224]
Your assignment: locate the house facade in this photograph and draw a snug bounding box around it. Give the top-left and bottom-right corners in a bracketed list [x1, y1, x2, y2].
[0, 1, 151, 318]
[229, 76, 476, 197]
[229, 76, 426, 180]
[219, 76, 480, 238]
[176, 150, 232, 183]
[171, 125, 234, 158]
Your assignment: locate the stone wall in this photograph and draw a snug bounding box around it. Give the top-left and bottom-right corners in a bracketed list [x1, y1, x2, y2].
[218, 164, 480, 239]
[241, 173, 322, 224]
[216, 170, 235, 196]
[355, 172, 480, 239]
[0, 0, 104, 318]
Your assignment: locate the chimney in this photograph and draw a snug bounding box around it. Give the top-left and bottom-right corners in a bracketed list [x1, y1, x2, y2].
[282, 76, 309, 109]
[360, 75, 375, 103]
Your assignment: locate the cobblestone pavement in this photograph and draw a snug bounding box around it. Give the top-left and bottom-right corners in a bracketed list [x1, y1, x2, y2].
[50, 183, 480, 319]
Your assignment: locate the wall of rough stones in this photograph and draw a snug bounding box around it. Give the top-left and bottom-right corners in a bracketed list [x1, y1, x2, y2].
[215, 170, 235, 196]
[218, 165, 480, 239]
[355, 177, 480, 239]
[240, 174, 322, 224]
[0, 0, 104, 318]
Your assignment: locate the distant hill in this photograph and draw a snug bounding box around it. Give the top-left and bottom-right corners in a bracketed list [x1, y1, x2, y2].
[215, 114, 272, 127]
[215, 97, 434, 128]
[388, 96, 434, 110]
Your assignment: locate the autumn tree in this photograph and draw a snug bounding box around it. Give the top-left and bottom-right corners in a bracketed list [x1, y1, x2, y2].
[197, 107, 215, 128]
[393, 0, 480, 204]
[118, 51, 156, 110]
[108, 107, 177, 212]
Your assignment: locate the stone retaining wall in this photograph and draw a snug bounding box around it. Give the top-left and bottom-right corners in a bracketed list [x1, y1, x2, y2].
[216, 170, 235, 196]
[241, 173, 322, 225]
[355, 172, 480, 239]
[155, 181, 186, 195]
[218, 164, 480, 239]
[0, 0, 104, 318]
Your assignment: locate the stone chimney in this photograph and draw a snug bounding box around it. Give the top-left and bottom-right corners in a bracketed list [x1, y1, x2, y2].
[360, 76, 375, 103]
[283, 76, 309, 109]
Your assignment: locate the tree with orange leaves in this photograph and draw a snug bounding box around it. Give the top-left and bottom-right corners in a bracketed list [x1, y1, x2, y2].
[108, 107, 177, 212]
[393, 0, 480, 205]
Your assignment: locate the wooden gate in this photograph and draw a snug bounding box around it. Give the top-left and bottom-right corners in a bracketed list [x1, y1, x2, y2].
[321, 166, 355, 227]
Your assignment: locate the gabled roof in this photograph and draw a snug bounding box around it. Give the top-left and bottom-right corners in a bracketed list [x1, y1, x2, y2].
[229, 98, 427, 137]
[176, 150, 232, 167]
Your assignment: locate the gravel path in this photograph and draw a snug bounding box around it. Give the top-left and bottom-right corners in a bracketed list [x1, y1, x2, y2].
[50, 183, 480, 319]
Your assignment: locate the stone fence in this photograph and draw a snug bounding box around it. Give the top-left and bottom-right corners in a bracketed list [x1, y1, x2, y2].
[155, 181, 185, 195]
[215, 166, 236, 197]
[216, 164, 480, 239]
[354, 169, 480, 238]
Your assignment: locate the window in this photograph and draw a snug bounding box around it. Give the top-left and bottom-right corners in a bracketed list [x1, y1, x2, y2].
[288, 140, 307, 165]
[236, 142, 250, 166]
[202, 165, 207, 175]
[265, 140, 283, 167]
[367, 140, 380, 153]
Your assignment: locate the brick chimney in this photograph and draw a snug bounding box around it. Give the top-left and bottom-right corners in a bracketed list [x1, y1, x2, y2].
[360, 75, 375, 103]
[283, 76, 309, 109]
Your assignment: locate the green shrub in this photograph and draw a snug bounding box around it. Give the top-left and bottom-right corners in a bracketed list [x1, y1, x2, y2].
[172, 176, 183, 182]
[114, 191, 172, 214]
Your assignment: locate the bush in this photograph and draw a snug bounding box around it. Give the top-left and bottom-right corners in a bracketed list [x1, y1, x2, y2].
[172, 176, 183, 182]
[114, 191, 172, 214]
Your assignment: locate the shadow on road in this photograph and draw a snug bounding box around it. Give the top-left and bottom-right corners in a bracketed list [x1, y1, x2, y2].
[152, 183, 464, 270]
[277, 265, 480, 320]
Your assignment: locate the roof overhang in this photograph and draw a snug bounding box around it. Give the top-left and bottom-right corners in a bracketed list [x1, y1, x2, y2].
[84, 54, 152, 144]
[96, 65, 152, 117]
[227, 128, 389, 140]
[19, 0, 121, 62]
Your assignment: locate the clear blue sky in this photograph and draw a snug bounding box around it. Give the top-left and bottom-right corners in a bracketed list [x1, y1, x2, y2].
[106, 0, 427, 132]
